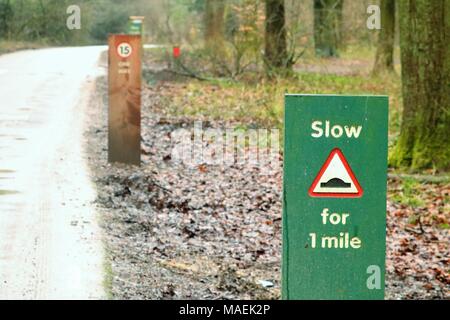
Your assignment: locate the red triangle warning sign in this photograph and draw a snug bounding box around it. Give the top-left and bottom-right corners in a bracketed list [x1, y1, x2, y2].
[309, 148, 363, 198]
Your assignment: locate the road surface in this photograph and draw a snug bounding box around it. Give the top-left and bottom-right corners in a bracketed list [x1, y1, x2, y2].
[0, 47, 106, 299]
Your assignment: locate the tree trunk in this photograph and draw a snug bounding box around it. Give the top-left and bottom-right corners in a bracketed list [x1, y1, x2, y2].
[336, 0, 344, 50]
[373, 0, 396, 74]
[204, 0, 225, 48]
[313, 0, 343, 58]
[391, 0, 450, 171]
[264, 0, 290, 75]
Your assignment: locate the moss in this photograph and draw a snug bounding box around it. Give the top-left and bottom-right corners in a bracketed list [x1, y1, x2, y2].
[411, 139, 450, 171]
[390, 133, 450, 172]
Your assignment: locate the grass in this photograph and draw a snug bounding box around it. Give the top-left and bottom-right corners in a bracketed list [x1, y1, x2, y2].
[0, 40, 44, 55]
[154, 43, 402, 129]
[390, 177, 425, 208]
[0, 190, 19, 196]
[102, 251, 114, 300]
[387, 174, 449, 228]
[97, 208, 114, 299]
[163, 67, 402, 149]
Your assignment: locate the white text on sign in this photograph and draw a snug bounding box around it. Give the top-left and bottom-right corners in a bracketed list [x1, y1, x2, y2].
[311, 121, 362, 138]
[308, 208, 362, 249]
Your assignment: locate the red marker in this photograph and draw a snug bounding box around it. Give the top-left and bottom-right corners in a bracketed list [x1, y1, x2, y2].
[173, 46, 180, 59]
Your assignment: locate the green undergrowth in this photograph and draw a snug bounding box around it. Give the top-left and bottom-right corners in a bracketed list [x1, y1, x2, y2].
[390, 177, 426, 208]
[162, 71, 402, 148]
[388, 173, 449, 228]
[0, 40, 45, 55]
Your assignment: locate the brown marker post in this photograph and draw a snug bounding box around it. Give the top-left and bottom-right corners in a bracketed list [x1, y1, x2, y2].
[108, 34, 142, 165]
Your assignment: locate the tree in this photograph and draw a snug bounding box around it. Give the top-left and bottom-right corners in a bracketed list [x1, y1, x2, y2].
[204, 0, 225, 48]
[390, 0, 450, 171]
[89, 3, 129, 42]
[313, 0, 343, 58]
[373, 0, 396, 74]
[264, 0, 290, 75]
[0, 0, 13, 39]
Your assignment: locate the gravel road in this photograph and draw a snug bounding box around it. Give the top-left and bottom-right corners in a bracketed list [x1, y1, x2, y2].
[0, 47, 106, 299]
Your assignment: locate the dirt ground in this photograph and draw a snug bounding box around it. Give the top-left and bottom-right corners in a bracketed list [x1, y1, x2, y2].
[86, 71, 449, 300]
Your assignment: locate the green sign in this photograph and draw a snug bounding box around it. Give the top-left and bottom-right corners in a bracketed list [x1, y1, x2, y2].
[128, 20, 143, 35]
[282, 94, 388, 300]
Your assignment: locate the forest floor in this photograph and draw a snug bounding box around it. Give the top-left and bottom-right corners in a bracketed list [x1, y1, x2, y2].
[87, 50, 449, 298]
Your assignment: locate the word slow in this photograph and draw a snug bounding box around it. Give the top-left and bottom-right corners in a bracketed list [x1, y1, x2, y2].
[311, 120, 362, 139]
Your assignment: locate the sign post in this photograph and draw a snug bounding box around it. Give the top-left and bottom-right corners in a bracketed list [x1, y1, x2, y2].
[108, 34, 142, 165]
[173, 46, 181, 59]
[282, 94, 388, 299]
[128, 16, 145, 35]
